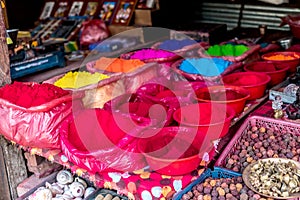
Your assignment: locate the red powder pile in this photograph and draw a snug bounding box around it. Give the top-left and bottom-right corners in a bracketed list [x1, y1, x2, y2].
[0, 82, 70, 108]
[129, 49, 176, 60]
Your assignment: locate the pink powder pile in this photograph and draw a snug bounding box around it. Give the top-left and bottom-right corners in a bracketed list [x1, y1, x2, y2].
[130, 49, 176, 60]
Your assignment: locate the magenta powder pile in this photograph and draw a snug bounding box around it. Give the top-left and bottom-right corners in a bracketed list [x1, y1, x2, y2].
[129, 49, 176, 60]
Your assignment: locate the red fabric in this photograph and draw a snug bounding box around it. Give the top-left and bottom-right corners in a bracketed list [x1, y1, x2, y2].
[27, 146, 215, 200]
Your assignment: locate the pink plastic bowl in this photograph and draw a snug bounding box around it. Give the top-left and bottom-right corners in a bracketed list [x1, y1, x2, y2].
[173, 103, 235, 141]
[138, 126, 214, 175]
[194, 85, 250, 115]
[261, 51, 300, 73]
[244, 61, 289, 87]
[222, 72, 271, 100]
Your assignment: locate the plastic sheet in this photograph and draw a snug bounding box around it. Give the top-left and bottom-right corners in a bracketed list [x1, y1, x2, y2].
[0, 87, 79, 149]
[103, 80, 203, 127]
[59, 109, 147, 173]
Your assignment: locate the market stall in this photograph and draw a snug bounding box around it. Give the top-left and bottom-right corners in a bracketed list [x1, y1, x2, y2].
[4, 1, 300, 200]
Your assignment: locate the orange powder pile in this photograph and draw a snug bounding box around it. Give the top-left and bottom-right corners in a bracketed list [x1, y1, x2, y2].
[265, 54, 300, 61]
[94, 57, 145, 73]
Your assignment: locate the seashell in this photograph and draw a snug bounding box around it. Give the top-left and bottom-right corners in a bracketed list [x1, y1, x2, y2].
[62, 190, 74, 198]
[74, 198, 83, 200]
[45, 182, 64, 196]
[33, 188, 53, 200]
[74, 177, 88, 188]
[84, 187, 96, 198]
[69, 181, 85, 197]
[56, 170, 74, 185]
[63, 184, 70, 192]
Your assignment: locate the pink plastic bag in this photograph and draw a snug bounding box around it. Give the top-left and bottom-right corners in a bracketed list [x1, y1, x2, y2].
[60, 108, 147, 173]
[0, 90, 79, 149]
[80, 19, 110, 47]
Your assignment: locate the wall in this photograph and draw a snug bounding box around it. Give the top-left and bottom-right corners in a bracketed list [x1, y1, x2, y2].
[6, 0, 44, 30]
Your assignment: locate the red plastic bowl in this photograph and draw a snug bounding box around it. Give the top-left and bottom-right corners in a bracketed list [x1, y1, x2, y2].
[244, 61, 289, 87]
[173, 103, 235, 141]
[261, 51, 300, 73]
[222, 72, 271, 100]
[138, 126, 214, 175]
[194, 85, 250, 115]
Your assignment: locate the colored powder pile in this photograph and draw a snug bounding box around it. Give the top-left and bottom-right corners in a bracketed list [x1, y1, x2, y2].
[264, 54, 300, 61]
[0, 81, 69, 108]
[206, 44, 249, 56]
[54, 71, 110, 89]
[129, 49, 176, 60]
[94, 57, 145, 73]
[179, 58, 233, 76]
[158, 39, 196, 51]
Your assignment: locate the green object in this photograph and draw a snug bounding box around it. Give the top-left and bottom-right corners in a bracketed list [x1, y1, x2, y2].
[206, 44, 249, 56]
[207, 45, 222, 56]
[234, 44, 249, 56]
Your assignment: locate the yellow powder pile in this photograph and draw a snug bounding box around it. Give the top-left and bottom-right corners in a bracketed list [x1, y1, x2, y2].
[54, 71, 110, 89]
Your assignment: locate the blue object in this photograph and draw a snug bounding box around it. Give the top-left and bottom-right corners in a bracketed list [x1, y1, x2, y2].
[159, 39, 196, 51]
[10, 51, 65, 79]
[179, 57, 233, 77]
[260, 42, 269, 48]
[173, 167, 241, 200]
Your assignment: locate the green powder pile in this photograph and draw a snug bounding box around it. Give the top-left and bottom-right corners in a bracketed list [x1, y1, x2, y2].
[206, 44, 249, 57]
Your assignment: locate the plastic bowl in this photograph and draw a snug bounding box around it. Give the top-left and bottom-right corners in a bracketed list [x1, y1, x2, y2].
[194, 85, 250, 115]
[173, 103, 235, 140]
[138, 126, 214, 175]
[261, 51, 300, 73]
[243, 61, 289, 87]
[222, 72, 271, 100]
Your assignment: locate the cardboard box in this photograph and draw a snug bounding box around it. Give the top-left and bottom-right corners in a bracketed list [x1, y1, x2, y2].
[108, 25, 144, 42]
[134, 9, 153, 26]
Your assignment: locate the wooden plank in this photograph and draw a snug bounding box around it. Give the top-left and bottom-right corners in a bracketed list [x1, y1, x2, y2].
[0, 2, 11, 86]
[0, 136, 28, 200]
[0, 141, 11, 200]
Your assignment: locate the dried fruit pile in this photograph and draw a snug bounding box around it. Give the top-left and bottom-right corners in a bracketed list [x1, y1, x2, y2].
[180, 176, 274, 200]
[224, 125, 300, 172]
[248, 159, 300, 198]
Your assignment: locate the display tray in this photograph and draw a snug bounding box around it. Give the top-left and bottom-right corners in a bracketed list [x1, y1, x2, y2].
[21, 146, 209, 200]
[10, 51, 65, 79]
[215, 115, 300, 173]
[242, 158, 300, 199]
[173, 167, 241, 200]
